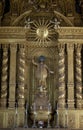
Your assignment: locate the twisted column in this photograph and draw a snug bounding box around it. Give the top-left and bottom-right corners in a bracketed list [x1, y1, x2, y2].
[17, 45, 25, 108]
[75, 44, 82, 108]
[1, 45, 8, 107]
[58, 44, 66, 108]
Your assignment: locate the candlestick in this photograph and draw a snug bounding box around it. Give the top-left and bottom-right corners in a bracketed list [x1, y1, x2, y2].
[65, 104, 68, 128]
[24, 102, 28, 128]
[32, 102, 37, 128]
[13, 102, 18, 128]
[55, 102, 59, 128]
[32, 113, 37, 128]
[47, 114, 51, 128]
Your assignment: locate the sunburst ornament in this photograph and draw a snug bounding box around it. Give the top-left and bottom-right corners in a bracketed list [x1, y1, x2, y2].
[31, 19, 55, 43]
[36, 26, 48, 39]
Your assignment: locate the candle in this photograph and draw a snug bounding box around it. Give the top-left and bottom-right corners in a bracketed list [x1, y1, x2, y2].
[33, 102, 36, 111]
[56, 102, 58, 110]
[26, 102, 28, 109]
[48, 103, 51, 112]
[15, 102, 18, 115]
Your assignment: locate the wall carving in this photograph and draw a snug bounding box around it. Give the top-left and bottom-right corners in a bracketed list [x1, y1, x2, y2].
[68, 114, 75, 128]
[7, 113, 14, 128]
[0, 2, 82, 129]
[79, 115, 83, 128]
[0, 27, 82, 128]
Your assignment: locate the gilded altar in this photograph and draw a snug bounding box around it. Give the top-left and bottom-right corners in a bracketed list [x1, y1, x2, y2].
[0, 0, 83, 129]
[0, 27, 82, 128]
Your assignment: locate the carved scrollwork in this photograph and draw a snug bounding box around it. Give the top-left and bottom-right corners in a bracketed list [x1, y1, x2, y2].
[68, 113, 75, 128]
[8, 113, 14, 127]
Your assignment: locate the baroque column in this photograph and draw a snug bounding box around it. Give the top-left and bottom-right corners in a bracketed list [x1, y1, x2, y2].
[17, 45, 25, 108]
[1, 45, 8, 107]
[75, 44, 82, 109]
[9, 44, 17, 108]
[67, 44, 74, 109]
[58, 44, 66, 109]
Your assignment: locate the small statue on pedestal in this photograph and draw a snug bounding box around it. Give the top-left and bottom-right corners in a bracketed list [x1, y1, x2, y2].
[32, 55, 54, 91]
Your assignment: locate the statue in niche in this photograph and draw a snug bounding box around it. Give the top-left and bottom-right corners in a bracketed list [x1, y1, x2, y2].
[32, 55, 54, 91]
[31, 56, 53, 123]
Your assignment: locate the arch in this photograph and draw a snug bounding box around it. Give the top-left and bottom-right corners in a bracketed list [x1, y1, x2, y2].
[12, 10, 32, 26]
[54, 10, 73, 26]
[12, 10, 73, 26]
[27, 48, 56, 59]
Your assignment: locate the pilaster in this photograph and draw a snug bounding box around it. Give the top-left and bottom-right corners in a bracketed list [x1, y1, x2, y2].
[9, 44, 17, 108]
[67, 44, 75, 109]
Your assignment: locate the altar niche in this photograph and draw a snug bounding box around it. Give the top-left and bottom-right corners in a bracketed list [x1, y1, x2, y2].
[26, 53, 58, 126]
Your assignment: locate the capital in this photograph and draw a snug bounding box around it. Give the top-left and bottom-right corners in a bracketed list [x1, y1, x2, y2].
[75, 44, 82, 51]
[67, 44, 74, 51]
[19, 44, 25, 49]
[2, 44, 9, 51]
[58, 44, 65, 52]
[10, 44, 17, 52]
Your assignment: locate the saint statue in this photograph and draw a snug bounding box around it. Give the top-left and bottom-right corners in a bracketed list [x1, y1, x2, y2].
[32, 56, 54, 90]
